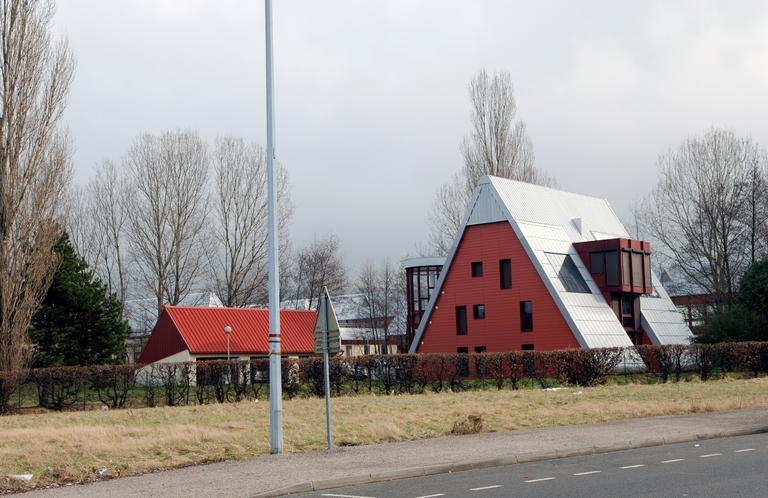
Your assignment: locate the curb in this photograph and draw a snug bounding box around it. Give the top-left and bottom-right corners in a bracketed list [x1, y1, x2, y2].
[248, 425, 768, 497]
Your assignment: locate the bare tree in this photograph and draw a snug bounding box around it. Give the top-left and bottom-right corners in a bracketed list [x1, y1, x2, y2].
[292, 232, 348, 310]
[85, 159, 129, 315]
[209, 136, 294, 307]
[355, 258, 403, 354]
[125, 129, 209, 318]
[640, 127, 768, 306]
[0, 0, 76, 371]
[741, 151, 768, 264]
[428, 68, 556, 255]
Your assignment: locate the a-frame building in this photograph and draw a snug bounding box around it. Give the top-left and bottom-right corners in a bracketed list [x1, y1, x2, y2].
[410, 176, 691, 354]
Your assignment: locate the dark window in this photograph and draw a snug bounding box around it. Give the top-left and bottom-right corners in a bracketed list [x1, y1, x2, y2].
[522, 344, 534, 350]
[589, 251, 604, 274]
[473, 304, 485, 319]
[474, 346, 486, 353]
[364, 344, 370, 355]
[456, 306, 468, 335]
[520, 301, 533, 331]
[605, 250, 619, 286]
[621, 295, 634, 329]
[457, 347, 470, 376]
[545, 253, 591, 293]
[472, 261, 483, 277]
[500, 259, 512, 289]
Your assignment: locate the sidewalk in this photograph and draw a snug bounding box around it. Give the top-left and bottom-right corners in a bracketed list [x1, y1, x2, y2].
[25, 408, 768, 498]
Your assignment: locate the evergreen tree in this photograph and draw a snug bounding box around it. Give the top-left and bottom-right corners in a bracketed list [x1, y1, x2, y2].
[29, 232, 131, 367]
[697, 257, 768, 343]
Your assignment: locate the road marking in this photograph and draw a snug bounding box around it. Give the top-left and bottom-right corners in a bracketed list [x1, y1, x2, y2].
[699, 453, 721, 458]
[574, 470, 601, 476]
[661, 459, 685, 463]
[620, 464, 645, 469]
[735, 449, 755, 453]
[471, 485, 502, 491]
[525, 477, 556, 483]
[320, 494, 377, 498]
[411, 495, 445, 498]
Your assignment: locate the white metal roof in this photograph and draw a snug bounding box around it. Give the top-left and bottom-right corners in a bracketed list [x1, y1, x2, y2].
[409, 175, 692, 352]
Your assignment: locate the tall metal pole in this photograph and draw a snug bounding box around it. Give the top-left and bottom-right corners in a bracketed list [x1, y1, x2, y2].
[265, 0, 283, 455]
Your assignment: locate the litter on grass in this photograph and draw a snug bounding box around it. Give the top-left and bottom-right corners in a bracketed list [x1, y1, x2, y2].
[98, 468, 108, 476]
[9, 474, 33, 481]
[544, 388, 569, 391]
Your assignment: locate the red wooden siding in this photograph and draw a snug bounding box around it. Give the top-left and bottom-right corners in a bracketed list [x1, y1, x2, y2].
[416, 221, 580, 353]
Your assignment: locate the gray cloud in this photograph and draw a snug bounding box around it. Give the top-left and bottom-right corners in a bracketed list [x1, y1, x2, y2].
[56, 0, 768, 271]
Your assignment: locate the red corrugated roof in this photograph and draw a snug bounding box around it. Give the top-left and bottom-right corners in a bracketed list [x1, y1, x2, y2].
[140, 306, 317, 362]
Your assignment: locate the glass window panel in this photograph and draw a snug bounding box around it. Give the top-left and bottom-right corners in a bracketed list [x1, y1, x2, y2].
[622, 251, 631, 286]
[544, 253, 591, 293]
[632, 252, 643, 287]
[472, 262, 483, 277]
[456, 306, 467, 335]
[520, 301, 533, 331]
[500, 259, 512, 289]
[590, 252, 604, 274]
[605, 250, 619, 286]
[644, 254, 652, 288]
[473, 304, 485, 319]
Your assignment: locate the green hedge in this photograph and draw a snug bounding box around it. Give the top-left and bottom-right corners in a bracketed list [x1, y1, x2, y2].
[2, 342, 767, 414]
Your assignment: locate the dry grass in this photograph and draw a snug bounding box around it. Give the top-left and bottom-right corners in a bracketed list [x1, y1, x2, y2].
[2, 376, 768, 491]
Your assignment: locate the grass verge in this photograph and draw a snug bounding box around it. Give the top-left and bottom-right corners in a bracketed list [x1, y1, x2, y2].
[1, 375, 768, 492]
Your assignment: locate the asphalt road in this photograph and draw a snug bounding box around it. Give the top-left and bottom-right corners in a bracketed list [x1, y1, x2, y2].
[294, 433, 768, 498]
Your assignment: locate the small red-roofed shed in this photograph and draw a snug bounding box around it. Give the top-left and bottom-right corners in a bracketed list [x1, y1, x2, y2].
[138, 306, 317, 364]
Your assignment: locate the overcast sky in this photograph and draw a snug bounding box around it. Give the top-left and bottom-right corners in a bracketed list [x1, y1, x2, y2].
[54, 1, 768, 274]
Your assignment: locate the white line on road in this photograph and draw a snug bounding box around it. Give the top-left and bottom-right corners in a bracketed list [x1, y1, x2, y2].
[411, 495, 445, 498]
[471, 485, 502, 491]
[699, 453, 721, 458]
[574, 471, 601, 475]
[735, 449, 756, 453]
[525, 477, 556, 483]
[320, 494, 377, 498]
[661, 459, 685, 463]
[619, 464, 645, 469]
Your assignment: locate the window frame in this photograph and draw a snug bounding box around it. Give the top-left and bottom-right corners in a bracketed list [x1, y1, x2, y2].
[471, 261, 483, 277]
[473, 304, 485, 319]
[456, 306, 468, 335]
[500, 259, 512, 289]
[520, 301, 533, 331]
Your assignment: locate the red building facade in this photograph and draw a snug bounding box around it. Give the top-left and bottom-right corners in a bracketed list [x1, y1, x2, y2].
[415, 222, 580, 353]
[410, 175, 692, 353]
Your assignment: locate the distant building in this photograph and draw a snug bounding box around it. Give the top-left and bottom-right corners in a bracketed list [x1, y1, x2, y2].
[137, 306, 316, 364]
[124, 292, 224, 363]
[284, 294, 404, 355]
[410, 176, 692, 354]
[670, 293, 716, 333]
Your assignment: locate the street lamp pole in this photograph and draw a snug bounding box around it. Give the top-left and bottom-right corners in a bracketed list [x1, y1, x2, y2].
[224, 326, 232, 362]
[265, 0, 283, 455]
